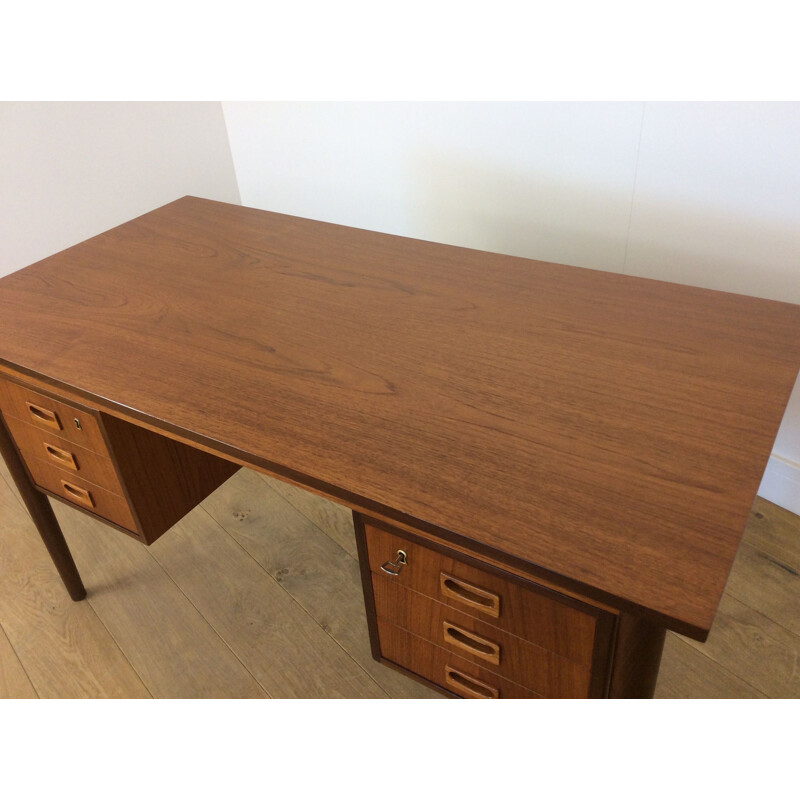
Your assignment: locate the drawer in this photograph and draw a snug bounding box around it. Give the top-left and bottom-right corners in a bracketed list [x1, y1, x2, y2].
[4, 414, 124, 494]
[372, 573, 592, 697]
[23, 453, 138, 533]
[377, 619, 541, 699]
[1, 372, 239, 546]
[365, 521, 598, 665]
[0, 377, 108, 454]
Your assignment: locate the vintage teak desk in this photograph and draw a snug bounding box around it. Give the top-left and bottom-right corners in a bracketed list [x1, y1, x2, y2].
[1, 198, 798, 698]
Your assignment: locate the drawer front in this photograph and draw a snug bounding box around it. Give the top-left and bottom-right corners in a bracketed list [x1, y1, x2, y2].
[372, 573, 592, 697]
[0, 377, 108, 454]
[23, 454, 138, 533]
[377, 619, 541, 699]
[4, 414, 124, 495]
[365, 522, 597, 665]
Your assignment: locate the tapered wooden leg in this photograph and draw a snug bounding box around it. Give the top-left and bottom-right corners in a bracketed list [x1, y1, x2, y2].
[607, 613, 666, 698]
[0, 412, 86, 601]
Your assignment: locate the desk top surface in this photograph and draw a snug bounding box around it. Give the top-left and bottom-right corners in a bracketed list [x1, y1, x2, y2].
[1, 196, 799, 638]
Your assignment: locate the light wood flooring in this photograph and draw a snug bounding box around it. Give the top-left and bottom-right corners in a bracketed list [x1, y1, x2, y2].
[1, 458, 798, 699]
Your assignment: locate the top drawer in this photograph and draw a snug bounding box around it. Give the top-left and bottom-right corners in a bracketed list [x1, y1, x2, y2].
[0, 377, 108, 454]
[364, 521, 600, 666]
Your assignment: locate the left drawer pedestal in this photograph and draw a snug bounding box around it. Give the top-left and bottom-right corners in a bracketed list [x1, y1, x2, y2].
[0, 373, 238, 544]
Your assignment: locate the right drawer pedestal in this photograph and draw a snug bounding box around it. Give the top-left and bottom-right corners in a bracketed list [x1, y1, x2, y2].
[356, 514, 617, 699]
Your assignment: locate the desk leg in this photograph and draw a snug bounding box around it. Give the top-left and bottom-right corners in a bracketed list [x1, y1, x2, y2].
[607, 613, 666, 698]
[0, 412, 86, 601]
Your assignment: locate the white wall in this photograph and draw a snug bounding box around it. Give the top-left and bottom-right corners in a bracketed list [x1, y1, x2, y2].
[0, 102, 240, 278]
[222, 102, 644, 272]
[222, 102, 800, 513]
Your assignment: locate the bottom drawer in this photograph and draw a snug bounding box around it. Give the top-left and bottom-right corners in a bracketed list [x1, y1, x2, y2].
[23, 452, 138, 533]
[377, 618, 541, 699]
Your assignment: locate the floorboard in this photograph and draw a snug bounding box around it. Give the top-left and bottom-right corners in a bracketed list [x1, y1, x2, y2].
[0, 621, 37, 699]
[0, 456, 23, 508]
[150, 497, 390, 699]
[723, 541, 800, 638]
[54, 504, 267, 699]
[0, 473, 151, 698]
[678, 595, 800, 698]
[259, 472, 359, 559]
[201, 469, 440, 698]
[744, 497, 800, 572]
[1, 457, 798, 699]
[654, 634, 767, 699]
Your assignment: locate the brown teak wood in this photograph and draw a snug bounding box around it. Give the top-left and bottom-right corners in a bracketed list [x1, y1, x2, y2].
[372, 572, 593, 697]
[362, 518, 603, 664]
[59, 480, 94, 509]
[1, 372, 239, 545]
[0, 197, 796, 639]
[9, 421, 122, 491]
[608, 613, 667, 699]
[355, 512, 616, 697]
[99, 413, 239, 544]
[442, 620, 501, 666]
[0, 196, 798, 698]
[378, 618, 542, 699]
[43, 442, 78, 471]
[25, 403, 61, 432]
[19, 449, 138, 532]
[440, 573, 501, 618]
[0, 377, 108, 453]
[444, 666, 500, 699]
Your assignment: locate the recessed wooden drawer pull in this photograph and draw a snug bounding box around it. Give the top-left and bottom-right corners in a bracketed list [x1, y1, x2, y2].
[26, 402, 62, 431]
[440, 573, 501, 618]
[442, 621, 501, 665]
[43, 442, 78, 471]
[60, 480, 95, 509]
[444, 666, 499, 699]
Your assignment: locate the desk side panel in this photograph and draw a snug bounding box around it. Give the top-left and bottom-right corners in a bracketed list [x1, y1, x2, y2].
[100, 413, 239, 544]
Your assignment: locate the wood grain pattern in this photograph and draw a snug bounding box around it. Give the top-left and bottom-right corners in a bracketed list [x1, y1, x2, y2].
[0, 197, 798, 638]
[372, 573, 593, 697]
[259, 472, 358, 559]
[53, 502, 267, 699]
[678, 594, 800, 698]
[723, 541, 800, 637]
[100, 413, 239, 544]
[744, 497, 800, 573]
[21, 451, 138, 531]
[3, 414, 123, 492]
[364, 520, 600, 664]
[150, 506, 387, 699]
[0, 622, 37, 698]
[2, 459, 796, 699]
[654, 634, 767, 699]
[0, 449, 23, 507]
[0, 376, 107, 453]
[377, 619, 541, 698]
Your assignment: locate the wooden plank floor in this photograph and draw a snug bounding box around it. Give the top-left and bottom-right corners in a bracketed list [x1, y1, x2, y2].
[1, 458, 798, 698]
